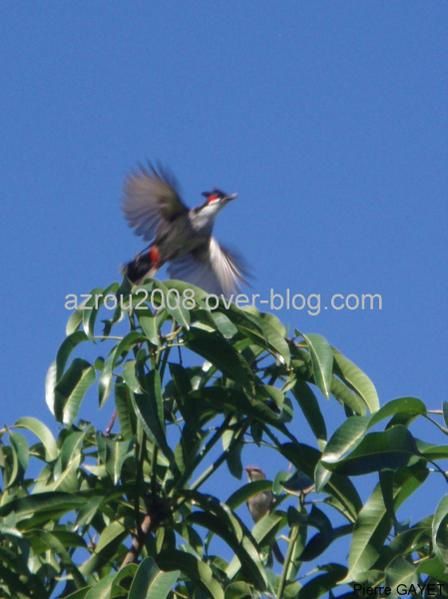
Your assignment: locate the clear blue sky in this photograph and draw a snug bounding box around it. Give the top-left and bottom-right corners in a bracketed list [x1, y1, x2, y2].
[1, 0, 447, 582]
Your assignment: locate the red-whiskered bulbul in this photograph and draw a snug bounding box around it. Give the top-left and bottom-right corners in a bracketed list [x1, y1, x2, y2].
[122, 163, 248, 297]
[245, 466, 285, 564]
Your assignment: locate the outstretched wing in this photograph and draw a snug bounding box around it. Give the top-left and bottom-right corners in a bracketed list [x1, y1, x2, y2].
[168, 237, 249, 297]
[122, 163, 188, 241]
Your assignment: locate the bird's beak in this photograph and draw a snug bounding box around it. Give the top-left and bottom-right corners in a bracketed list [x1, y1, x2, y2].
[224, 192, 238, 202]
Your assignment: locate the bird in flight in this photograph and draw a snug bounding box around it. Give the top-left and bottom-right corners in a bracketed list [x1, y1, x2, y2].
[122, 163, 248, 297]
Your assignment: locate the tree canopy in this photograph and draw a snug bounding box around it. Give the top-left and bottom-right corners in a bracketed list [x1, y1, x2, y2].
[1, 279, 447, 598]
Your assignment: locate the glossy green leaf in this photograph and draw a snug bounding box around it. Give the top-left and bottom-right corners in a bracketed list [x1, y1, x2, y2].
[54, 358, 96, 424]
[369, 397, 426, 428]
[0, 492, 89, 520]
[153, 280, 191, 329]
[291, 380, 327, 445]
[84, 574, 116, 599]
[128, 556, 179, 598]
[15, 417, 58, 462]
[65, 309, 83, 336]
[281, 442, 362, 523]
[385, 555, 417, 587]
[322, 426, 420, 476]
[432, 495, 448, 565]
[299, 506, 334, 561]
[80, 287, 104, 338]
[333, 350, 379, 413]
[138, 309, 160, 345]
[186, 328, 254, 385]
[226, 480, 272, 511]
[226, 305, 290, 365]
[415, 441, 448, 460]
[321, 416, 370, 467]
[330, 376, 367, 415]
[302, 333, 333, 399]
[158, 550, 224, 599]
[181, 490, 267, 590]
[99, 331, 146, 406]
[55, 331, 89, 376]
[416, 555, 448, 583]
[114, 380, 136, 438]
[9, 432, 29, 478]
[80, 520, 127, 577]
[130, 369, 176, 469]
[207, 310, 238, 339]
[345, 465, 428, 582]
[297, 563, 347, 598]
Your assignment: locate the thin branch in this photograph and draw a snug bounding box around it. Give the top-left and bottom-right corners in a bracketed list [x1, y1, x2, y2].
[120, 513, 152, 567]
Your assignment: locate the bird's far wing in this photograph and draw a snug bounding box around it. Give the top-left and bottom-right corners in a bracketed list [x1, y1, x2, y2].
[168, 237, 249, 297]
[122, 163, 189, 241]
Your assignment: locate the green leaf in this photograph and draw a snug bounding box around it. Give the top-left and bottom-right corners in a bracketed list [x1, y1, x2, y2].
[153, 280, 191, 329]
[80, 520, 127, 577]
[330, 376, 367, 415]
[226, 305, 290, 365]
[80, 287, 104, 338]
[54, 358, 96, 424]
[66, 309, 83, 336]
[115, 379, 136, 438]
[223, 427, 244, 479]
[138, 309, 160, 345]
[191, 510, 267, 589]
[186, 328, 254, 386]
[226, 480, 272, 511]
[300, 506, 334, 561]
[416, 555, 448, 583]
[128, 556, 179, 599]
[320, 416, 370, 470]
[55, 331, 90, 376]
[206, 310, 239, 339]
[97, 435, 132, 485]
[333, 349, 379, 413]
[224, 581, 257, 599]
[344, 464, 428, 582]
[432, 495, 448, 565]
[281, 442, 362, 523]
[385, 555, 418, 588]
[369, 397, 426, 428]
[322, 426, 421, 476]
[15, 416, 58, 462]
[158, 550, 224, 599]
[291, 380, 327, 445]
[415, 441, 448, 460]
[181, 490, 267, 590]
[302, 333, 333, 399]
[129, 368, 176, 469]
[99, 331, 146, 406]
[296, 563, 347, 598]
[84, 574, 115, 598]
[251, 509, 286, 549]
[9, 432, 29, 480]
[0, 492, 89, 520]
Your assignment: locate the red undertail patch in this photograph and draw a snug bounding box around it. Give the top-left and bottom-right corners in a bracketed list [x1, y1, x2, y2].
[148, 245, 161, 267]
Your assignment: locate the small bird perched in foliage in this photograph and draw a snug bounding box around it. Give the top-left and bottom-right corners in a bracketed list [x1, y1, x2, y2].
[122, 163, 248, 297]
[245, 466, 284, 564]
